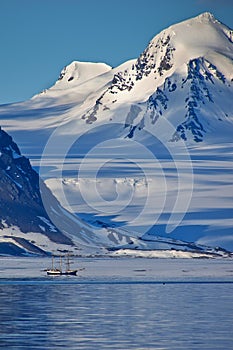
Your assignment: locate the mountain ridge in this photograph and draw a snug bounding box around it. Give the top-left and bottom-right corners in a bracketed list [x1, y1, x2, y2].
[79, 12, 233, 144]
[0, 126, 75, 255]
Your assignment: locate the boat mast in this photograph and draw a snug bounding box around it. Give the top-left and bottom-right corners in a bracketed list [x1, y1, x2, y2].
[66, 253, 71, 272]
[59, 255, 62, 272]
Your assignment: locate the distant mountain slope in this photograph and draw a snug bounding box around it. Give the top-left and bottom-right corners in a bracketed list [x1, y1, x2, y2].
[0, 13, 233, 252]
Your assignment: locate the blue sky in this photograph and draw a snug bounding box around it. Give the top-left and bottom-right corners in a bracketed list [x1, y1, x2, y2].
[0, 0, 232, 104]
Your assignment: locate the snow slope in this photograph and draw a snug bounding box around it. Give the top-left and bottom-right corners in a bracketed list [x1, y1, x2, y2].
[0, 12, 233, 252]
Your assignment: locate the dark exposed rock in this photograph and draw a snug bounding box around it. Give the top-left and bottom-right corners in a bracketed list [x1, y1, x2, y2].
[171, 58, 218, 142]
[81, 32, 176, 123]
[146, 88, 168, 125]
[0, 127, 73, 246]
[58, 67, 66, 81]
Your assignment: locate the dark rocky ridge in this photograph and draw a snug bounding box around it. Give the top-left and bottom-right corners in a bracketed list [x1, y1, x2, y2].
[0, 127, 72, 246]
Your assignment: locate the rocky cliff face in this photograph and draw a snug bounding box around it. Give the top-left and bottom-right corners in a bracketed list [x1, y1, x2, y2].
[0, 127, 73, 254]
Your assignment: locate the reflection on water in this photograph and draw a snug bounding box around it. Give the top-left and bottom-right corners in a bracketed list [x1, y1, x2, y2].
[0, 282, 233, 349]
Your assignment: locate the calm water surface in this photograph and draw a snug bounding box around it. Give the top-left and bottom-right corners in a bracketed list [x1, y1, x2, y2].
[0, 258, 233, 349]
[1, 282, 233, 349]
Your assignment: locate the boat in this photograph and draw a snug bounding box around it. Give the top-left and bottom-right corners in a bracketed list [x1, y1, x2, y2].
[46, 254, 77, 276]
[63, 254, 78, 276]
[46, 255, 62, 275]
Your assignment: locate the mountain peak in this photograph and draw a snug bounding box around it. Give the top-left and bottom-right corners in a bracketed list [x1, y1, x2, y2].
[81, 12, 232, 112]
[195, 12, 216, 22]
[56, 61, 112, 86]
[34, 60, 112, 99]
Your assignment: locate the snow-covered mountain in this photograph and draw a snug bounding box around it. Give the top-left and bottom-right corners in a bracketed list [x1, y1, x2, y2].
[79, 12, 233, 143]
[0, 12, 233, 253]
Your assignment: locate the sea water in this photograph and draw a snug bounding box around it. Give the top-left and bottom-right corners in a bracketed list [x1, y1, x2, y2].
[0, 258, 233, 350]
